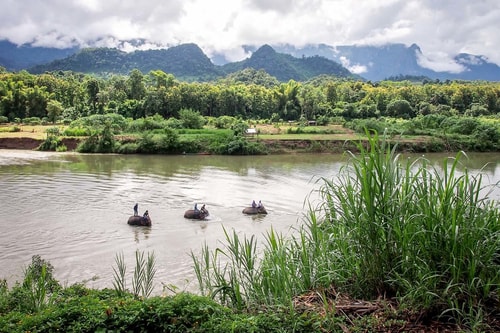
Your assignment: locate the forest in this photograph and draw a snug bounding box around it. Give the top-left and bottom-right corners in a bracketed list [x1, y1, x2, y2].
[1, 66, 500, 153]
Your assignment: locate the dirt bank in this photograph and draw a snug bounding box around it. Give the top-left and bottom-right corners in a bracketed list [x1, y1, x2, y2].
[0, 137, 82, 151]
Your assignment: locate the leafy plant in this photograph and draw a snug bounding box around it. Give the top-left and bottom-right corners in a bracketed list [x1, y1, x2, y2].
[20, 255, 60, 312]
[112, 252, 127, 297]
[112, 250, 157, 299]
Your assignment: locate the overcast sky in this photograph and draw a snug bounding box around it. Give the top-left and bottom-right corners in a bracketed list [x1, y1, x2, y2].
[1, 0, 499, 72]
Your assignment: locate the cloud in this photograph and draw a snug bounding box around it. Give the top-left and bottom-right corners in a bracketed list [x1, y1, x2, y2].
[416, 52, 467, 73]
[0, 0, 499, 70]
[339, 56, 368, 75]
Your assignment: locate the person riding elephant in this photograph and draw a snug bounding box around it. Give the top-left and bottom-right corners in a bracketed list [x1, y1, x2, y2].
[242, 201, 267, 215]
[184, 205, 209, 220]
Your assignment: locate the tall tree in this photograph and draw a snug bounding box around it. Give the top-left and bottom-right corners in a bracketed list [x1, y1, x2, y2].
[86, 78, 100, 113]
[127, 69, 146, 101]
[46, 100, 63, 123]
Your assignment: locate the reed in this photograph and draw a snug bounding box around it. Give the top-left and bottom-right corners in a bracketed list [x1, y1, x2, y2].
[112, 250, 157, 299]
[23, 264, 50, 312]
[112, 252, 127, 297]
[314, 130, 500, 325]
[21, 255, 60, 312]
[192, 130, 500, 327]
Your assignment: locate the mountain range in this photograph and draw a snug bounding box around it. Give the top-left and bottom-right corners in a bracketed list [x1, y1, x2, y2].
[1, 40, 499, 82]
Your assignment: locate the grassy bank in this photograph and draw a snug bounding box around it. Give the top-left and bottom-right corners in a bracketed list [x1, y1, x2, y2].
[3, 113, 499, 154]
[0, 122, 442, 154]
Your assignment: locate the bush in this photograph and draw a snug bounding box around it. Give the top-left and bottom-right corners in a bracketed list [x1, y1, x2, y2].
[76, 133, 100, 153]
[22, 117, 41, 125]
[472, 123, 500, 151]
[63, 127, 90, 136]
[38, 136, 62, 151]
[135, 130, 180, 154]
[70, 114, 127, 133]
[213, 115, 238, 129]
[179, 108, 205, 129]
[115, 142, 139, 154]
[0, 126, 20, 133]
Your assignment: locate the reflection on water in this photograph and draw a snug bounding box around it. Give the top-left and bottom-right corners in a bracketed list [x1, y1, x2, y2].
[0, 150, 499, 295]
[133, 227, 151, 243]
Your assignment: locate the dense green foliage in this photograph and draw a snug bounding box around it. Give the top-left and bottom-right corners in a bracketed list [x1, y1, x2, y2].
[1, 69, 499, 125]
[57, 113, 268, 155]
[1, 69, 500, 154]
[192, 133, 500, 331]
[0, 254, 354, 332]
[0, 286, 348, 333]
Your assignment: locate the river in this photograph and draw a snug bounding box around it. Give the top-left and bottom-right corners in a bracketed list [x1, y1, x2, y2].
[0, 150, 499, 295]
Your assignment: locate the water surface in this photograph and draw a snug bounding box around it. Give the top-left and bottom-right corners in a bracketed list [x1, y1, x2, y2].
[0, 150, 498, 294]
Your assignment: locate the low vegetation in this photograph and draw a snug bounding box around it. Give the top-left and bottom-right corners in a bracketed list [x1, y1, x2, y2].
[2, 112, 499, 154]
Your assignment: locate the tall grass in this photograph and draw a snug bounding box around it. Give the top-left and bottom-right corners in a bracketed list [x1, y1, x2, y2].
[192, 130, 500, 328]
[318, 130, 500, 327]
[22, 264, 53, 312]
[20, 255, 60, 312]
[112, 252, 127, 297]
[112, 250, 157, 299]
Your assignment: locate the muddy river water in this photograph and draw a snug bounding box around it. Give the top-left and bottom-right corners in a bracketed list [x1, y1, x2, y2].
[1, 150, 498, 295]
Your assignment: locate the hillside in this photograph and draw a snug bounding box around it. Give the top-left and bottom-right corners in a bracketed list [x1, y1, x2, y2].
[221, 44, 356, 81]
[28, 43, 223, 81]
[270, 43, 500, 81]
[0, 40, 77, 71]
[2, 40, 499, 82]
[27, 44, 357, 82]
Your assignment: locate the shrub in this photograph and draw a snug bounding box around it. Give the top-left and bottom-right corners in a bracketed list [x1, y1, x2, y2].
[63, 127, 90, 136]
[0, 126, 20, 133]
[70, 114, 127, 133]
[115, 142, 139, 154]
[22, 117, 41, 125]
[38, 136, 62, 151]
[179, 108, 205, 129]
[76, 133, 99, 153]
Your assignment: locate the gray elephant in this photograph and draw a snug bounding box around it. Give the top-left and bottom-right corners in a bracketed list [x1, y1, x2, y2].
[184, 209, 209, 220]
[242, 206, 267, 215]
[127, 215, 152, 226]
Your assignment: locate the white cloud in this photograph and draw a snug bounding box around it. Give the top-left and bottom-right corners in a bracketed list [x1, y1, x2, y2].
[339, 56, 368, 75]
[0, 0, 499, 69]
[416, 52, 466, 73]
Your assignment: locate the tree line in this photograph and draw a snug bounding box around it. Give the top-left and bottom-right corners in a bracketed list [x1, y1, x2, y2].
[1, 67, 500, 125]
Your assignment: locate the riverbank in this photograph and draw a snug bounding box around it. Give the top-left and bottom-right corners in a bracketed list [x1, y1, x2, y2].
[0, 137, 81, 150]
[0, 136, 440, 154]
[0, 123, 493, 154]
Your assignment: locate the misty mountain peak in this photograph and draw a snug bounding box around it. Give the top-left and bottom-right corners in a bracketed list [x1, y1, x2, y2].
[252, 44, 276, 58]
[409, 43, 422, 54]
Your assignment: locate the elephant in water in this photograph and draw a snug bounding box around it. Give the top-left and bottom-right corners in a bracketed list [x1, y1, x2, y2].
[242, 206, 268, 215]
[127, 215, 152, 226]
[184, 209, 209, 220]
